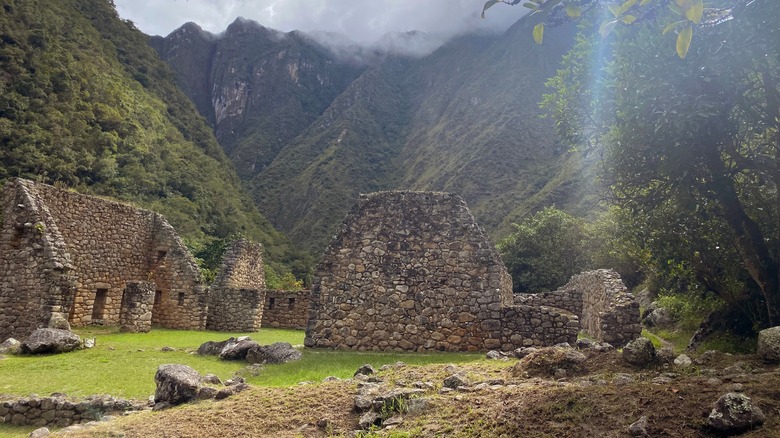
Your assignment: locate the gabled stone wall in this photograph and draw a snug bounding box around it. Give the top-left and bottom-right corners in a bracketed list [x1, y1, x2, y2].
[261, 290, 309, 330]
[206, 239, 266, 332]
[0, 179, 207, 339]
[304, 191, 577, 352]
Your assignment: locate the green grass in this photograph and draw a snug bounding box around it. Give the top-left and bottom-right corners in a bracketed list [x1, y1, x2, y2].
[0, 425, 36, 438]
[0, 327, 480, 399]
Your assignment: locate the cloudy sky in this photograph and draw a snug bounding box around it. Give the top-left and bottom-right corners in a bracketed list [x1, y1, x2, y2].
[113, 0, 527, 43]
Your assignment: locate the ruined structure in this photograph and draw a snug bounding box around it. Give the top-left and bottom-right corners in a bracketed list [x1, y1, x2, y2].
[261, 289, 309, 330]
[515, 269, 641, 347]
[0, 179, 207, 340]
[305, 192, 580, 352]
[206, 239, 266, 332]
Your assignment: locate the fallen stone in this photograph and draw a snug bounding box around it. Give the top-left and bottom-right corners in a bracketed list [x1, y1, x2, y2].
[511, 346, 587, 378]
[29, 427, 50, 438]
[215, 382, 249, 400]
[195, 386, 219, 400]
[628, 416, 649, 437]
[655, 348, 676, 364]
[202, 374, 222, 385]
[674, 354, 692, 367]
[513, 347, 538, 359]
[47, 313, 70, 331]
[21, 329, 81, 354]
[593, 342, 615, 352]
[354, 364, 377, 377]
[613, 374, 635, 385]
[622, 337, 655, 366]
[219, 339, 259, 361]
[323, 376, 341, 383]
[486, 350, 502, 360]
[154, 364, 201, 405]
[0, 338, 21, 354]
[358, 411, 381, 430]
[757, 326, 780, 363]
[197, 338, 235, 356]
[245, 342, 302, 364]
[706, 392, 765, 435]
[161, 346, 176, 352]
[443, 373, 470, 389]
[575, 338, 595, 349]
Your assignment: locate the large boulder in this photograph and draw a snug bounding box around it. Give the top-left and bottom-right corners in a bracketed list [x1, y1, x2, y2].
[0, 338, 21, 354]
[218, 339, 259, 361]
[154, 364, 202, 405]
[644, 307, 676, 328]
[245, 342, 302, 364]
[757, 326, 780, 363]
[511, 346, 587, 378]
[706, 392, 765, 435]
[622, 337, 655, 366]
[21, 328, 81, 354]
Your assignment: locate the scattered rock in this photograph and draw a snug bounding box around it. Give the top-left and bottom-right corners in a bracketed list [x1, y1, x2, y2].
[218, 339, 259, 361]
[593, 342, 614, 352]
[215, 383, 249, 400]
[706, 392, 765, 435]
[511, 346, 587, 378]
[651, 376, 673, 385]
[358, 411, 381, 430]
[613, 374, 635, 385]
[197, 338, 234, 356]
[160, 346, 176, 352]
[707, 378, 724, 386]
[757, 326, 780, 363]
[485, 350, 503, 360]
[443, 373, 470, 389]
[443, 364, 460, 374]
[202, 374, 222, 385]
[316, 418, 333, 431]
[513, 347, 538, 359]
[82, 338, 95, 349]
[722, 362, 748, 376]
[47, 313, 71, 331]
[0, 338, 21, 354]
[622, 337, 655, 366]
[695, 350, 723, 365]
[21, 329, 81, 354]
[674, 354, 692, 367]
[628, 415, 649, 437]
[412, 381, 434, 390]
[245, 342, 302, 364]
[154, 364, 202, 405]
[195, 386, 219, 401]
[655, 348, 676, 364]
[29, 427, 50, 438]
[323, 376, 342, 383]
[554, 342, 572, 349]
[354, 364, 377, 377]
[224, 376, 245, 386]
[575, 338, 595, 349]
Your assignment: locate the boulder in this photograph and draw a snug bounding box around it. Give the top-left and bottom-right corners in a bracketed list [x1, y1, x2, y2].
[673, 354, 692, 367]
[0, 338, 21, 354]
[218, 339, 259, 360]
[622, 337, 655, 366]
[197, 338, 235, 356]
[706, 392, 765, 435]
[154, 364, 202, 405]
[644, 307, 676, 328]
[21, 329, 81, 354]
[246, 342, 302, 364]
[511, 346, 587, 378]
[757, 326, 780, 363]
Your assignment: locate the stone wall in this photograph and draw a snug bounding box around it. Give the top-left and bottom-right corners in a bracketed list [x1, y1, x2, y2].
[305, 191, 574, 352]
[0, 179, 207, 339]
[261, 290, 309, 330]
[206, 239, 266, 332]
[119, 281, 155, 333]
[515, 269, 640, 346]
[0, 394, 146, 428]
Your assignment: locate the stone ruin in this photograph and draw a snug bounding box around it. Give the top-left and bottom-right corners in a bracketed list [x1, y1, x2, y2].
[305, 191, 641, 352]
[0, 178, 208, 340]
[0, 179, 312, 340]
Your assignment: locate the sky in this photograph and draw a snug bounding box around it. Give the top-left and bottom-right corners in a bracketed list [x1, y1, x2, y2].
[113, 0, 527, 45]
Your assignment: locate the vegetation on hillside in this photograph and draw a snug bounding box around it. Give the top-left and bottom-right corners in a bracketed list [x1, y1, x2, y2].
[0, 0, 309, 279]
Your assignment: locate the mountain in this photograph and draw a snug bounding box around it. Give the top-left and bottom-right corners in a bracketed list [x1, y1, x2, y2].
[0, 0, 307, 275]
[154, 17, 599, 258]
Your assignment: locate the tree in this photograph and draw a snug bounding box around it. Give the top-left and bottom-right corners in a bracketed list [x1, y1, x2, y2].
[542, 0, 780, 327]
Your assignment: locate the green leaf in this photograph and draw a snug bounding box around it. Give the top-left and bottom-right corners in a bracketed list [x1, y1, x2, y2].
[533, 22, 545, 44]
[685, 0, 703, 24]
[565, 5, 582, 17]
[608, 4, 621, 17]
[662, 20, 685, 35]
[622, 14, 637, 24]
[668, 2, 683, 15]
[676, 25, 693, 58]
[618, 0, 638, 15]
[640, 0, 652, 5]
[481, 0, 502, 19]
[522, 2, 539, 10]
[599, 19, 619, 38]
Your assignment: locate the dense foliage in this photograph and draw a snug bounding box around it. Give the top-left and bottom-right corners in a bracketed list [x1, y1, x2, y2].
[542, 0, 780, 329]
[0, 0, 310, 279]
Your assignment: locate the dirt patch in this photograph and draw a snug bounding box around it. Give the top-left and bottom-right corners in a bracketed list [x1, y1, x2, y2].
[60, 351, 780, 437]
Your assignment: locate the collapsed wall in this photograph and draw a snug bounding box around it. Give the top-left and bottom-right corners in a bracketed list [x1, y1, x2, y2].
[206, 239, 266, 332]
[261, 289, 309, 330]
[0, 179, 207, 339]
[515, 269, 640, 346]
[305, 191, 578, 352]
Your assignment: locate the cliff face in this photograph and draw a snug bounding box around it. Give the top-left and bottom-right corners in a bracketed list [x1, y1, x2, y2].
[155, 17, 598, 257]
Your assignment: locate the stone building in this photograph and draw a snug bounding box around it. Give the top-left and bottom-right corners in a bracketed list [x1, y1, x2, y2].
[261, 289, 309, 330]
[0, 179, 208, 340]
[206, 239, 266, 332]
[304, 191, 580, 352]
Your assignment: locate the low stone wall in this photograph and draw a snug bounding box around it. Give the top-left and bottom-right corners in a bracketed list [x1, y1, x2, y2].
[515, 269, 640, 347]
[500, 305, 579, 350]
[0, 395, 147, 428]
[261, 290, 309, 330]
[206, 288, 264, 332]
[119, 281, 154, 333]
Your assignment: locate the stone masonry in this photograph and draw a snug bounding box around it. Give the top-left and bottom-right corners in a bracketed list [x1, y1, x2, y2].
[515, 269, 641, 346]
[119, 281, 155, 333]
[0, 179, 207, 340]
[305, 191, 580, 352]
[206, 239, 266, 332]
[261, 289, 309, 330]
